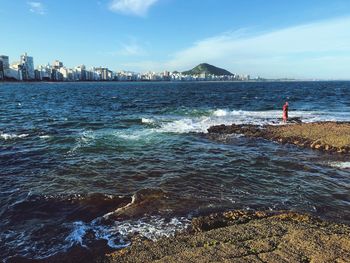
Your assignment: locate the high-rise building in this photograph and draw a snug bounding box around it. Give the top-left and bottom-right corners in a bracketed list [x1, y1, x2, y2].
[9, 62, 23, 80]
[94, 67, 112, 81]
[53, 60, 63, 69]
[75, 65, 87, 81]
[0, 55, 9, 80]
[0, 55, 10, 69]
[20, 53, 35, 80]
[0, 60, 4, 80]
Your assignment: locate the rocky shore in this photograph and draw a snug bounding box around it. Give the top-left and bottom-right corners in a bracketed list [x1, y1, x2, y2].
[105, 210, 350, 263]
[207, 122, 350, 154]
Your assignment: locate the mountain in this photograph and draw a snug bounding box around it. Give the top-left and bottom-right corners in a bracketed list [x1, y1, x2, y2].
[182, 63, 233, 76]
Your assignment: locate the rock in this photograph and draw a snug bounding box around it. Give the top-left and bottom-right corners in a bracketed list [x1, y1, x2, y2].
[314, 144, 322, 150]
[105, 210, 350, 263]
[207, 122, 350, 155]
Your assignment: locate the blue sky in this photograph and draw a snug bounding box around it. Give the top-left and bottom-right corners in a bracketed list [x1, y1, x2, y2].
[1, 0, 350, 79]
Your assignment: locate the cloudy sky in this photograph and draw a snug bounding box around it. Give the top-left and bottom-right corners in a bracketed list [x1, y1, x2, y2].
[1, 0, 350, 79]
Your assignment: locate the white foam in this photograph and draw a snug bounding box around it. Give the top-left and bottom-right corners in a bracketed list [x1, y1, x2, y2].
[142, 118, 154, 124]
[67, 109, 350, 144]
[66, 216, 190, 249]
[114, 129, 156, 141]
[114, 216, 190, 241]
[0, 133, 29, 140]
[213, 109, 228, 117]
[329, 162, 350, 169]
[158, 118, 209, 133]
[155, 109, 350, 134]
[39, 135, 51, 139]
[68, 130, 95, 153]
[65, 221, 88, 247]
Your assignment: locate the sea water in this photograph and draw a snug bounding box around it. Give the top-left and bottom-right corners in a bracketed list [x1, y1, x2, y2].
[0, 81, 349, 260]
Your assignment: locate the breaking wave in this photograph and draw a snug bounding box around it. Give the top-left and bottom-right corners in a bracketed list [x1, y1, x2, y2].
[66, 109, 350, 151]
[156, 109, 350, 134]
[1, 190, 191, 260]
[329, 162, 350, 169]
[0, 133, 29, 140]
[67, 215, 190, 250]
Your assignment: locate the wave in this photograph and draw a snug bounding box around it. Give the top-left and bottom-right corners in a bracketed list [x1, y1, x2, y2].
[60, 107, 350, 153]
[66, 215, 190, 250]
[1, 190, 190, 260]
[1, 193, 130, 260]
[328, 162, 350, 169]
[156, 109, 350, 134]
[213, 109, 228, 117]
[66, 109, 350, 149]
[39, 135, 51, 139]
[0, 132, 52, 141]
[141, 118, 155, 124]
[67, 128, 162, 153]
[0, 133, 29, 140]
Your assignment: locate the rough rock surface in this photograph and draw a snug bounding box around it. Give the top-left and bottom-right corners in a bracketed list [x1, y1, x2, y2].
[105, 210, 350, 263]
[207, 122, 350, 154]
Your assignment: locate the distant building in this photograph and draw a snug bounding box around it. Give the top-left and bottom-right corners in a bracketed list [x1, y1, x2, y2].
[0, 55, 10, 80]
[51, 69, 63, 81]
[0, 55, 10, 70]
[37, 64, 52, 81]
[20, 53, 35, 80]
[94, 67, 112, 81]
[34, 69, 42, 81]
[9, 62, 23, 80]
[0, 60, 4, 80]
[52, 60, 64, 69]
[199, 73, 207, 80]
[58, 67, 68, 80]
[75, 65, 87, 81]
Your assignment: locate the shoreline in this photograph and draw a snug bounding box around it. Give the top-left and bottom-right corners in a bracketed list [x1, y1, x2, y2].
[208, 121, 350, 154]
[104, 210, 350, 263]
[1, 80, 350, 84]
[16, 210, 350, 263]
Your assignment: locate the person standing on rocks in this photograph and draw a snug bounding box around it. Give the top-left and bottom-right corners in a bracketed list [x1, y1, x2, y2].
[282, 102, 289, 123]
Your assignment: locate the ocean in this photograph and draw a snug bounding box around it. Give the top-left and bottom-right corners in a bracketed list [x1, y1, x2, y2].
[1, 81, 350, 260]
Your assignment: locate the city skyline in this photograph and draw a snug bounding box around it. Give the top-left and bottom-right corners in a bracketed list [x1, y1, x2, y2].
[0, 52, 250, 82]
[1, 0, 350, 79]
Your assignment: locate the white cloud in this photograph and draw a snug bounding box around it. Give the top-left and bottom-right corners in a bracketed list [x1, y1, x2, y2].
[118, 41, 147, 56]
[28, 1, 46, 15]
[99, 38, 149, 57]
[109, 0, 159, 16]
[164, 16, 350, 79]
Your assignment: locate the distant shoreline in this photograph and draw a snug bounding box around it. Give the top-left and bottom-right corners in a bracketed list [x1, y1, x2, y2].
[1, 79, 350, 84]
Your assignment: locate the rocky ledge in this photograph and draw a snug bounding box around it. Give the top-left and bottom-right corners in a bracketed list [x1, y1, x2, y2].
[207, 122, 350, 154]
[105, 210, 350, 263]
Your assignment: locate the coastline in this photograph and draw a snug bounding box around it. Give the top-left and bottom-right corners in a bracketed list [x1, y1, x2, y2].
[208, 121, 350, 154]
[104, 210, 350, 263]
[1, 80, 350, 84]
[16, 210, 350, 263]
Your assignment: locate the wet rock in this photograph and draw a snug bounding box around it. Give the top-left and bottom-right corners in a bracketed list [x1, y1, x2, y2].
[104, 210, 350, 263]
[207, 122, 350, 155]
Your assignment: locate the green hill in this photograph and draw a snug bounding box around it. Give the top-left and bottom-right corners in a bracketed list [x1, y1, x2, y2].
[183, 63, 233, 76]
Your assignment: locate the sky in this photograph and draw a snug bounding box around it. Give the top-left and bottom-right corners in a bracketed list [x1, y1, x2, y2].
[1, 0, 350, 79]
